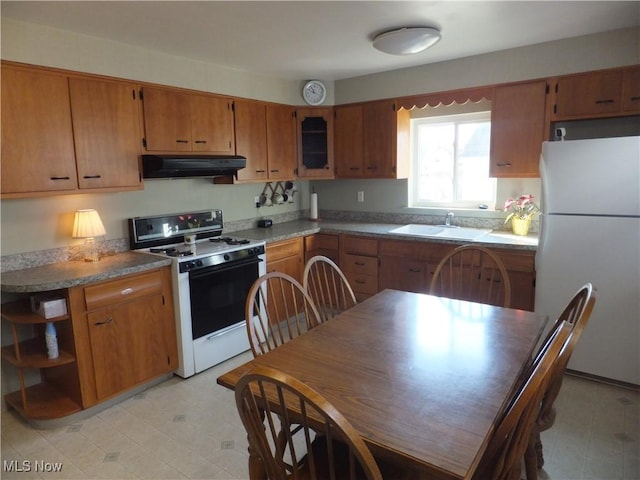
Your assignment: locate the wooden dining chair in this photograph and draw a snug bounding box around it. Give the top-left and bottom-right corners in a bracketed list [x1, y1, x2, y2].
[524, 284, 595, 480]
[472, 320, 572, 480]
[245, 272, 322, 357]
[429, 244, 512, 307]
[303, 255, 357, 323]
[235, 365, 383, 480]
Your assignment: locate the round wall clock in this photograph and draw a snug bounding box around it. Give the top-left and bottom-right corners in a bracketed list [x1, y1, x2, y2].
[302, 80, 327, 106]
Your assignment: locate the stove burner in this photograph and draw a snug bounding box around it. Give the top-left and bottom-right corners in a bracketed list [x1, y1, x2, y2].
[167, 250, 194, 257]
[150, 246, 193, 257]
[150, 247, 177, 254]
[210, 237, 251, 245]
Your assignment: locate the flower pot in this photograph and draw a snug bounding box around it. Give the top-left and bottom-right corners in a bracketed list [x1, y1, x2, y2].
[511, 217, 532, 236]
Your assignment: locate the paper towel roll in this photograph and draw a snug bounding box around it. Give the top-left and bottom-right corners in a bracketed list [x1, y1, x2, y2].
[310, 192, 318, 220]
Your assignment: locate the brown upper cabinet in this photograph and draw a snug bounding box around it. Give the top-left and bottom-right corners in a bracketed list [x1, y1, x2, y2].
[233, 99, 269, 182]
[69, 77, 143, 190]
[490, 80, 549, 178]
[334, 104, 364, 177]
[265, 104, 298, 181]
[296, 107, 334, 179]
[334, 100, 410, 179]
[552, 65, 640, 120]
[233, 100, 298, 182]
[141, 86, 235, 154]
[1, 63, 143, 198]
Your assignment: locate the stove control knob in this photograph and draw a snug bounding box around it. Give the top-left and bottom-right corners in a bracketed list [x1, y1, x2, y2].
[224, 254, 230, 261]
[196, 260, 203, 267]
[185, 261, 196, 271]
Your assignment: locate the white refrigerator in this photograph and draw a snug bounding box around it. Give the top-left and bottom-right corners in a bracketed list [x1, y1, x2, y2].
[536, 136, 640, 386]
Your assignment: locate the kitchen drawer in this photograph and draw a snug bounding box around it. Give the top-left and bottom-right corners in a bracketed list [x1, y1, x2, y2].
[345, 272, 378, 296]
[342, 235, 378, 257]
[492, 249, 535, 272]
[267, 237, 303, 262]
[342, 254, 378, 276]
[84, 271, 163, 311]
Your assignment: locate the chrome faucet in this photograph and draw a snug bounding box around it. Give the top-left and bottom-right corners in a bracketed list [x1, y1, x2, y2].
[445, 211, 454, 227]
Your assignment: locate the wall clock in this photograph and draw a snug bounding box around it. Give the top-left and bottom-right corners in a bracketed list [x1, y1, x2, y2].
[302, 80, 327, 106]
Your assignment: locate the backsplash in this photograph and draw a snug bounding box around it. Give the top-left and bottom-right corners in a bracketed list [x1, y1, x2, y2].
[0, 208, 537, 273]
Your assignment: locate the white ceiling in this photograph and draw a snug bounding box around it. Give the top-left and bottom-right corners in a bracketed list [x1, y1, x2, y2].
[2, 1, 639, 81]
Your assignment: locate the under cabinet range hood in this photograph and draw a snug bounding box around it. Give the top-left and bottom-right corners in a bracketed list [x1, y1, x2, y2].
[141, 154, 246, 179]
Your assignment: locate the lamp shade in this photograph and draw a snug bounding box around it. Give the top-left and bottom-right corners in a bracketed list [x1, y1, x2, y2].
[373, 27, 441, 55]
[72, 209, 106, 238]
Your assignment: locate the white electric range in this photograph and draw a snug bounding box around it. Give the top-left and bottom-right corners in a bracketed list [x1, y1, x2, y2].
[129, 210, 266, 377]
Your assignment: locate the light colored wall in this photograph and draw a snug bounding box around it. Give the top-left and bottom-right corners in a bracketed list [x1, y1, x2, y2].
[336, 27, 640, 103]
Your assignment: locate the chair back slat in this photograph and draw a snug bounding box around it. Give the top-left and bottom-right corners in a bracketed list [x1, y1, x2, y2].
[430, 245, 512, 308]
[474, 321, 572, 480]
[235, 366, 383, 480]
[246, 272, 322, 357]
[303, 255, 357, 322]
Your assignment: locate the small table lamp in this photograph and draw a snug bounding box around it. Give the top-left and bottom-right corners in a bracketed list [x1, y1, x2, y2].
[72, 209, 106, 262]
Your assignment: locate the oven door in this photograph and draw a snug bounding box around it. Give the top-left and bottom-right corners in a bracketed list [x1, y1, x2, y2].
[188, 256, 261, 340]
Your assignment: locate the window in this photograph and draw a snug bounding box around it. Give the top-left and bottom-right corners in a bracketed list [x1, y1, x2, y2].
[409, 111, 496, 209]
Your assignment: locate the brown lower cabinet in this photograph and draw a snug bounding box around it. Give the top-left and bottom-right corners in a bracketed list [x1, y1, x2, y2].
[377, 238, 535, 311]
[266, 237, 304, 281]
[69, 267, 178, 408]
[1, 267, 177, 422]
[304, 233, 340, 264]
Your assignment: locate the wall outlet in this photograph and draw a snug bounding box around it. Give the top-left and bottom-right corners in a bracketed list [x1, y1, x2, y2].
[357, 191, 365, 203]
[254, 196, 260, 208]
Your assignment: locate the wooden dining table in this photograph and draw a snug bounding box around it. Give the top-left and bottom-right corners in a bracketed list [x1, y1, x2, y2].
[217, 289, 548, 480]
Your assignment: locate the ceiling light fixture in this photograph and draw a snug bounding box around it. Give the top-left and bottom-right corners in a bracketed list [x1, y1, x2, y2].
[373, 27, 441, 55]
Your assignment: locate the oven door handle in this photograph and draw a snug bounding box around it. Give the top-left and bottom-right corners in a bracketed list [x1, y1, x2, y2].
[188, 256, 262, 280]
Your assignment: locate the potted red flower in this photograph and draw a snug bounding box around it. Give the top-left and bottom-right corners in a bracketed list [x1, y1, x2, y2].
[503, 194, 539, 235]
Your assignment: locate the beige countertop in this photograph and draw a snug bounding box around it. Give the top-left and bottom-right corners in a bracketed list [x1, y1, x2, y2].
[234, 218, 538, 251]
[1, 251, 171, 293]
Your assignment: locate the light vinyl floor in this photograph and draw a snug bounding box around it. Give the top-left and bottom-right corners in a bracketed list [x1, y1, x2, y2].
[1, 351, 638, 480]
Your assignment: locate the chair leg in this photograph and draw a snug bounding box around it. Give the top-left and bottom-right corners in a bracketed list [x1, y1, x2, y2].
[535, 431, 545, 470]
[524, 434, 539, 480]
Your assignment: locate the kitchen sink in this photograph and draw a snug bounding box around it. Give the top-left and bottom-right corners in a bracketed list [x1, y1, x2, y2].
[388, 224, 492, 241]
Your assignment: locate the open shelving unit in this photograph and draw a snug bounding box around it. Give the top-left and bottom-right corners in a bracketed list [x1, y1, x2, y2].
[1, 299, 82, 420]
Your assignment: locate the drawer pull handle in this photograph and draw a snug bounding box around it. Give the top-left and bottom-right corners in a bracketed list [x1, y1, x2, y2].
[496, 162, 512, 167]
[94, 317, 113, 326]
[121, 288, 134, 296]
[83, 175, 101, 179]
[409, 268, 421, 273]
[355, 279, 365, 284]
[594, 99, 614, 104]
[50, 176, 71, 180]
[355, 261, 365, 266]
[630, 96, 640, 101]
[194, 140, 207, 144]
[176, 139, 189, 144]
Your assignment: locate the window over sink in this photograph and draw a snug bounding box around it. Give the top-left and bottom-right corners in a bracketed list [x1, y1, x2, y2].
[409, 108, 496, 209]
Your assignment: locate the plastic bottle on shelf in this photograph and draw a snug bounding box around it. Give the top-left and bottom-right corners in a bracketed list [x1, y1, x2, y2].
[45, 322, 59, 359]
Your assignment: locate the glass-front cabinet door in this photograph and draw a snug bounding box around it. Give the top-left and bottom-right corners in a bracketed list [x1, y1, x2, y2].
[296, 108, 334, 179]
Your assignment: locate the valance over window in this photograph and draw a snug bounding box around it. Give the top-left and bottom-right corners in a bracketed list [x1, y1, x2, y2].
[396, 86, 493, 110]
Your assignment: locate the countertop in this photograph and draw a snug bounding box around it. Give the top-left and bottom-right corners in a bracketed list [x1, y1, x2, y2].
[233, 218, 539, 251]
[1, 251, 171, 293]
[1, 219, 536, 293]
